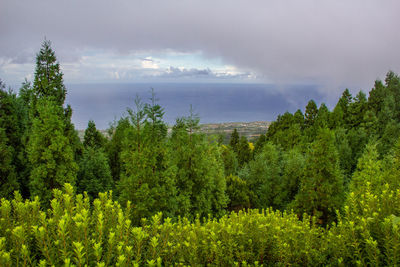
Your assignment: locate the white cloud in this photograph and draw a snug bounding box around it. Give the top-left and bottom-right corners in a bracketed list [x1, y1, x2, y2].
[141, 57, 159, 69]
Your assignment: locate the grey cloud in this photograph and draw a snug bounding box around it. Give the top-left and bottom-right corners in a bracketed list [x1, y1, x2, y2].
[10, 52, 34, 64]
[1, 0, 400, 98]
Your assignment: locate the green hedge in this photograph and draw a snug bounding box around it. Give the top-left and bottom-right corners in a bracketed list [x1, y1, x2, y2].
[1, 183, 400, 266]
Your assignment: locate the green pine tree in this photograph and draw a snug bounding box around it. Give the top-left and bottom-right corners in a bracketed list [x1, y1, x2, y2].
[83, 120, 106, 149]
[237, 136, 251, 167]
[225, 174, 250, 211]
[245, 142, 282, 209]
[118, 95, 178, 224]
[32, 39, 66, 106]
[0, 127, 19, 198]
[170, 110, 228, 219]
[77, 147, 112, 200]
[106, 117, 131, 183]
[229, 128, 240, 153]
[293, 128, 344, 225]
[304, 100, 318, 128]
[349, 142, 383, 195]
[27, 98, 78, 206]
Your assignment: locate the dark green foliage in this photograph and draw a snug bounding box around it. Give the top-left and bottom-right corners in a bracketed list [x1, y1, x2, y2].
[27, 98, 78, 206]
[0, 128, 18, 198]
[143, 89, 168, 141]
[377, 120, 400, 156]
[106, 117, 130, 183]
[329, 104, 344, 129]
[349, 142, 383, 195]
[0, 81, 30, 197]
[225, 175, 250, 211]
[293, 109, 305, 125]
[383, 138, 400, 190]
[266, 112, 303, 150]
[63, 104, 83, 160]
[347, 91, 367, 128]
[0, 82, 19, 197]
[337, 88, 352, 119]
[254, 133, 266, 154]
[314, 103, 330, 129]
[83, 120, 106, 149]
[32, 40, 66, 106]
[304, 99, 318, 128]
[229, 128, 240, 152]
[118, 95, 178, 224]
[77, 147, 112, 199]
[293, 128, 344, 224]
[237, 135, 251, 166]
[334, 128, 353, 181]
[245, 142, 282, 209]
[221, 145, 238, 176]
[169, 111, 228, 219]
[275, 148, 305, 209]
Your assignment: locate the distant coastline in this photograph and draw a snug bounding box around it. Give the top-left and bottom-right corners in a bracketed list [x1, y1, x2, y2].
[78, 121, 270, 142]
[66, 83, 322, 130]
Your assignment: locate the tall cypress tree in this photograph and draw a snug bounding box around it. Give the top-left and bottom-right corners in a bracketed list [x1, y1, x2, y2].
[237, 135, 251, 167]
[170, 110, 228, 219]
[83, 120, 106, 149]
[32, 40, 66, 106]
[304, 100, 318, 128]
[26, 40, 80, 203]
[0, 127, 18, 198]
[293, 128, 344, 225]
[77, 147, 112, 200]
[118, 95, 178, 224]
[27, 98, 78, 206]
[31, 39, 81, 158]
[245, 142, 282, 209]
[106, 117, 131, 183]
[229, 128, 240, 153]
[0, 81, 20, 197]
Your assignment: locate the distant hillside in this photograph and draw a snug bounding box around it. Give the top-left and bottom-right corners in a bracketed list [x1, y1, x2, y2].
[199, 121, 270, 142]
[78, 121, 270, 143]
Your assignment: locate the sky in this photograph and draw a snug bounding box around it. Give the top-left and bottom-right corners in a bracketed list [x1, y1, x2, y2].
[1, 0, 400, 101]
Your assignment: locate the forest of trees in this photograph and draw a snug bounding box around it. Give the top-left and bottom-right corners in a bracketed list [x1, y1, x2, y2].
[1, 40, 400, 265]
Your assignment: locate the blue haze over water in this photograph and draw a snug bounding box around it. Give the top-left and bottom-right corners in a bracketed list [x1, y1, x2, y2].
[65, 83, 324, 130]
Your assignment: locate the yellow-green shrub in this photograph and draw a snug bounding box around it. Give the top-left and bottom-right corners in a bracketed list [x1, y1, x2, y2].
[0, 184, 325, 266]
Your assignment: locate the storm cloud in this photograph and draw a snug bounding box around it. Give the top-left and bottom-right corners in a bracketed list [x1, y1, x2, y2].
[1, 0, 400, 96]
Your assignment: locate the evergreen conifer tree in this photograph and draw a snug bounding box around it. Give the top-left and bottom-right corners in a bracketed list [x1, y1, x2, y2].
[118, 95, 178, 224]
[32, 40, 66, 106]
[293, 128, 344, 224]
[229, 128, 240, 153]
[245, 142, 282, 209]
[237, 136, 251, 166]
[106, 117, 131, 183]
[27, 98, 78, 206]
[77, 147, 112, 199]
[0, 127, 18, 198]
[83, 120, 106, 149]
[350, 143, 383, 195]
[170, 110, 228, 219]
[304, 100, 318, 128]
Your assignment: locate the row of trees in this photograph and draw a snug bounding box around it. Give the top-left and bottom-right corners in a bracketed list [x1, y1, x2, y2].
[2, 40, 400, 228]
[219, 70, 400, 225]
[0, 41, 228, 223]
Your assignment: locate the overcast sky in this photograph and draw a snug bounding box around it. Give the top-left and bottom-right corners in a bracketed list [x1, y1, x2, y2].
[1, 0, 400, 99]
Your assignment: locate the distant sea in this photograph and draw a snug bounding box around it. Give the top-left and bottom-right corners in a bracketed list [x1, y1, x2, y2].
[65, 83, 325, 130]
